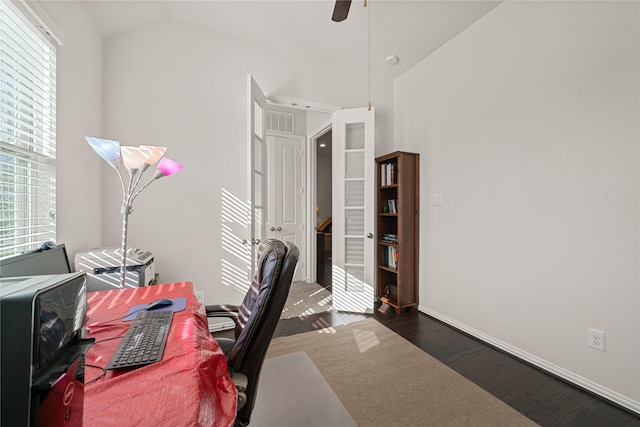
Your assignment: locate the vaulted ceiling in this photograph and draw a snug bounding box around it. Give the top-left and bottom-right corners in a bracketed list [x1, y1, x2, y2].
[80, 0, 502, 79]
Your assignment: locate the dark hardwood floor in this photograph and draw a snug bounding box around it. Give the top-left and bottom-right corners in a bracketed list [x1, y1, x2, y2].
[272, 308, 640, 427]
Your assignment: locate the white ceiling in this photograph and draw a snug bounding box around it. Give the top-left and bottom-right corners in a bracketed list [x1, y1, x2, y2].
[79, 0, 502, 79]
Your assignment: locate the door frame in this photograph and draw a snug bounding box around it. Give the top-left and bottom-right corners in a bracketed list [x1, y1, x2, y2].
[259, 90, 340, 283]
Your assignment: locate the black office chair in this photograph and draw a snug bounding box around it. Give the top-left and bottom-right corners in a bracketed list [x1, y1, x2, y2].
[206, 239, 299, 427]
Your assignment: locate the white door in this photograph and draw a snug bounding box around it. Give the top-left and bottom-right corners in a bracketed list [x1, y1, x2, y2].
[331, 107, 375, 313]
[266, 133, 305, 281]
[247, 75, 267, 278]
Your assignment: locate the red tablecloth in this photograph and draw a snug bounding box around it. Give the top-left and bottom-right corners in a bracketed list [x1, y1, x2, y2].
[83, 282, 236, 427]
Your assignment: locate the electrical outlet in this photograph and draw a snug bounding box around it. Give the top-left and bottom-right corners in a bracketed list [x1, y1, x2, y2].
[433, 194, 443, 206]
[587, 328, 605, 351]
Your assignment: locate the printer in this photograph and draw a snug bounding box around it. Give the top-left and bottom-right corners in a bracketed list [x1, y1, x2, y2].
[74, 248, 155, 292]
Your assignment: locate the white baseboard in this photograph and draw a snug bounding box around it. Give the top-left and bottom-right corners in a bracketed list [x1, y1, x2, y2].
[419, 305, 640, 415]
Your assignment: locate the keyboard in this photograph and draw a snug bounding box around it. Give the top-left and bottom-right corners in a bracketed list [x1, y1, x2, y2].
[106, 310, 173, 370]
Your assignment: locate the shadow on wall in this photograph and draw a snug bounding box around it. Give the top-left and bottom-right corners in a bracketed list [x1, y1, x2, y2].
[221, 188, 251, 295]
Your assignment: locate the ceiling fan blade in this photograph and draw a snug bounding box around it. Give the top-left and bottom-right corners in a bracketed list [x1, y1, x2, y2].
[332, 0, 352, 22]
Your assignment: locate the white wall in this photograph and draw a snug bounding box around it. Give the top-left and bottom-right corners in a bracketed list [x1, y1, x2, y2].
[39, 2, 103, 258]
[100, 20, 393, 305]
[394, 1, 639, 411]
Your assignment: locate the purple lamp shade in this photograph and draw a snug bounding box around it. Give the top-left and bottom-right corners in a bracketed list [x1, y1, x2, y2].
[85, 137, 121, 161]
[154, 157, 183, 179]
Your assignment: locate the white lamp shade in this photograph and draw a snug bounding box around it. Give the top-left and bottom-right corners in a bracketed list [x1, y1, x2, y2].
[86, 137, 120, 161]
[121, 146, 149, 170]
[139, 145, 167, 165]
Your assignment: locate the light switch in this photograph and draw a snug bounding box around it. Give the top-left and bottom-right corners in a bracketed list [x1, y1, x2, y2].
[433, 194, 443, 206]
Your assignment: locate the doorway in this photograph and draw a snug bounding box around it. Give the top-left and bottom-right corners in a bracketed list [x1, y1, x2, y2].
[258, 101, 375, 313]
[315, 130, 332, 291]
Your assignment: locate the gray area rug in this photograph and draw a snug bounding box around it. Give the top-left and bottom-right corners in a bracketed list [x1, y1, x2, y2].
[280, 281, 333, 319]
[266, 318, 539, 427]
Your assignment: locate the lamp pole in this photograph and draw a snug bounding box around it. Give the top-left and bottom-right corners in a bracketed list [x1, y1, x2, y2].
[120, 205, 132, 288]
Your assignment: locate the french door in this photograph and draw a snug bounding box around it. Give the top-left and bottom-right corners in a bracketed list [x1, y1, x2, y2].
[331, 107, 375, 313]
[247, 75, 267, 278]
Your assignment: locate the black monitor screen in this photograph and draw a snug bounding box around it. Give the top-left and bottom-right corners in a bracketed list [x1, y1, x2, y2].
[0, 244, 71, 278]
[35, 276, 85, 369]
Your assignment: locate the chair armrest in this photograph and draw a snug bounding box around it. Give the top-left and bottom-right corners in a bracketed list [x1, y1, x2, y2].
[205, 304, 240, 319]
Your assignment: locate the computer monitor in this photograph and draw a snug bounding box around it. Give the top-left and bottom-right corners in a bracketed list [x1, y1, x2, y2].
[0, 243, 71, 278]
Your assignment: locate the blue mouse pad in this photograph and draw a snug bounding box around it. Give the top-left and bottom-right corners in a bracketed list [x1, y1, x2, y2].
[122, 297, 188, 321]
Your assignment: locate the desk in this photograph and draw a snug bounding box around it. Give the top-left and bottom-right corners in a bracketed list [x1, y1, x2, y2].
[83, 282, 236, 427]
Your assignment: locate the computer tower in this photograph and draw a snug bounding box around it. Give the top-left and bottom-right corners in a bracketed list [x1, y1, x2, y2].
[0, 273, 93, 427]
[32, 350, 87, 427]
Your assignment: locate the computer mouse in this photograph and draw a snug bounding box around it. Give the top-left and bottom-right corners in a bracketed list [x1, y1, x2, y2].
[146, 298, 173, 310]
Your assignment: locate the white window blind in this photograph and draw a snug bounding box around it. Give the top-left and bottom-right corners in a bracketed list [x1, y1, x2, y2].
[0, 0, 57, 258]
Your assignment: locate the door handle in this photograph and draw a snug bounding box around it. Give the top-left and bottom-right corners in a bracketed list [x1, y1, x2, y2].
[367, 233, 374, 239]
[270, 227, 275, 231]
[276, 227, 282, 231]
[242, 239, 261, 246]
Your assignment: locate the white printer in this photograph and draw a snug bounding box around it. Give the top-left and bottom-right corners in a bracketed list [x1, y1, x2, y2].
[74, 248, 155, 292]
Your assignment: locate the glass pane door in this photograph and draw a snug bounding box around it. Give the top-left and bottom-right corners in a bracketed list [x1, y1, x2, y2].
[332, 107, 375, 313]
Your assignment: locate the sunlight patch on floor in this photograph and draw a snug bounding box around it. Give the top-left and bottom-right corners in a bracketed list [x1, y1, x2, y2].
[312, 317, 337, 334]
[352, 328, 379, 353]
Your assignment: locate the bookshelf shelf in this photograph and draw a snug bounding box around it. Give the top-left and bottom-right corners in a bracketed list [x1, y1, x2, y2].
[379, 296, 398, 306]
[376, 151, 419, 314]
[378, 241, 398, 247]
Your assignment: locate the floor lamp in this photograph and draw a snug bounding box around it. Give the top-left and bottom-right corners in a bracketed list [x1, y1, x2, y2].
[85, 137, 183, 289]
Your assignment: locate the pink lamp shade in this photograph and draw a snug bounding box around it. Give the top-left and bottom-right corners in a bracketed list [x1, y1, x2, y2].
[120, 146, 149, 171]
[140, 145, 167, 165]
[86, 137, 121, 161]
[154, 157, 183, 180]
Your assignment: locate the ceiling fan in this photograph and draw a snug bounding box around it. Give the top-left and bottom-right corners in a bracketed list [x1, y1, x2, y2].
[332, 0, 352, 22]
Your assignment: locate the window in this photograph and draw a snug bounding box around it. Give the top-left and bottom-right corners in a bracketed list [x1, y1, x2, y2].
[265, 110, 294, 134]
[0, 0, 57, 258]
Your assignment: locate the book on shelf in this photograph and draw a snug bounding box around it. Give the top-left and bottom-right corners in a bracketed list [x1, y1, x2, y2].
[387, 199, 398, 213]
[381, 234, 398, 244]
[384, 246, 398, 269]
[380, 163, 398, 186]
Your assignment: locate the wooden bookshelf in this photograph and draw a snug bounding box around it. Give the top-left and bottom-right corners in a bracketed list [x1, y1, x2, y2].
[376, 151, 419, 314]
